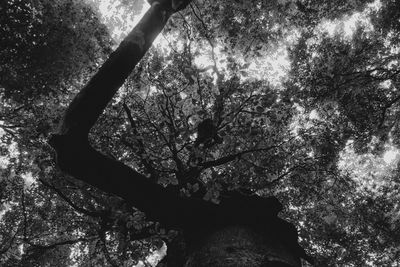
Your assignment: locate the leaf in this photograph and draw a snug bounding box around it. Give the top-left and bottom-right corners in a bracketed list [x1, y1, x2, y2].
[323, 213, 337, 225]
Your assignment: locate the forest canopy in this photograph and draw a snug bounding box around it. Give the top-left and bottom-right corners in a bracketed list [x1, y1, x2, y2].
[1, 0, 400, 266]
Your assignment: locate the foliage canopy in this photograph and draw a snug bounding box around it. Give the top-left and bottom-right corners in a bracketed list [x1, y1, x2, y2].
[1, 0, 399, 266]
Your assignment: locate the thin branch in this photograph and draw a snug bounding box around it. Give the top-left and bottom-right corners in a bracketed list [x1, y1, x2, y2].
[0, 228, 20, 256]
[21, 190, 28, 240]
[38, 178, 104, 218]
[0, 123, 24, 129]
[25, 237, 96, 250]
[219, 94, 256, 130]
[122, 103, 158, 180]
[190, 3, 212, 42]
[99, 232, 119, 267]
[199, 145, 280, 169]
[378, 93, 400, 128]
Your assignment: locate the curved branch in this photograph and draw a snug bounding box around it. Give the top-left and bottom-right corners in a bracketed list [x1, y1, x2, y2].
[49, 1, 219, 229]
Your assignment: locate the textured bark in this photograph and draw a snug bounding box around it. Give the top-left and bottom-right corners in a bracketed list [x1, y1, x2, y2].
[49, 1, 308, 266]
[185, 226, 300, 267]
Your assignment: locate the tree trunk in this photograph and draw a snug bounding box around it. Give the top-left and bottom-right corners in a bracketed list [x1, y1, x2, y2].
[184, 225, 300, 267]
[49, 1, 309, 266]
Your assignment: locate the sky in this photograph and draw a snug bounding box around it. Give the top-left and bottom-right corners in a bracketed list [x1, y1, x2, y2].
[1, 0, 398, 217]
[1, 0, 399, 265]
[0, 0, 396, 216]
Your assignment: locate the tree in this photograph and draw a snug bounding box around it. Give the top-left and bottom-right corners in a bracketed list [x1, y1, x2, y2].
[1, 0, 400, 266]
[48, 0, 310, 265]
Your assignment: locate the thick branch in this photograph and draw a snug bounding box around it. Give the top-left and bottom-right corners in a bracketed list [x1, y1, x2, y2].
[48, 2, 221, 229]
[46, 9, 309, 266]
[59, 3, 172, 137]
[50, 134, 219, 227]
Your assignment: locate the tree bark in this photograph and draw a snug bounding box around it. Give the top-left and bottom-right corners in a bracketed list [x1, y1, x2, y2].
[49, 1, 309, 266]
[184, 226, 300, 267]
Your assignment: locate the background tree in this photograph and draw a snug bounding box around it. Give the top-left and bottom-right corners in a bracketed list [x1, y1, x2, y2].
[1, 0, 399, 266]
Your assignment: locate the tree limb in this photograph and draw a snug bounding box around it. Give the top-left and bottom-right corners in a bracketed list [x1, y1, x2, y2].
[49, 1, 219, 229]
[58, 3, 174, 137]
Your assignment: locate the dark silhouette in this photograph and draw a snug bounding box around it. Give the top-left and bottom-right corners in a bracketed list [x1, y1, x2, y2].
[194, 118, 223, 148]
[49, 0, 313, 265]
